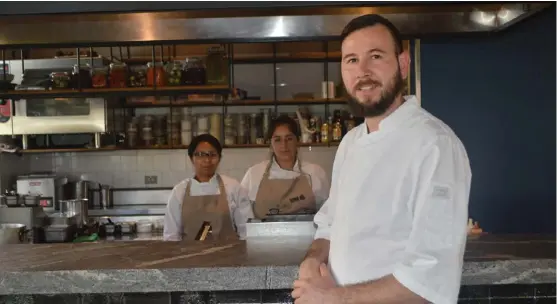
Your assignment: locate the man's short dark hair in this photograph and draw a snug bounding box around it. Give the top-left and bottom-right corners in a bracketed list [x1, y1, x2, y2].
[340, 14, 403, 55]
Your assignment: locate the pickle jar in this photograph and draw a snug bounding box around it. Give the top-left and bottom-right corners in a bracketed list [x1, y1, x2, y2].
[128, 67, 147, 88]
[50, 72, 70, 89]
[109, 63, 128, 88]
[91, 67, 108, 88]
[146, 62, 167, 87]
[167, 61, 183, 86]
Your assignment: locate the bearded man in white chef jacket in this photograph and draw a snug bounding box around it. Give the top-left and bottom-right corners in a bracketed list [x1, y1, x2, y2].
[291, 14, 472, 304]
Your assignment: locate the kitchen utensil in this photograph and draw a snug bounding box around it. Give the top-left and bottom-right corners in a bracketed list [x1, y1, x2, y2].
[23, 194, 41, 207]
[58, 199, 88, 228]
[100, 184, 113, 209]
[0, 223, 29, 244]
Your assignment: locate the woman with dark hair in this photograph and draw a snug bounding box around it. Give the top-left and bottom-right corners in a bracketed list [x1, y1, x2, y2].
[241, 115, 330, 219]
[163, 134, 254, 241]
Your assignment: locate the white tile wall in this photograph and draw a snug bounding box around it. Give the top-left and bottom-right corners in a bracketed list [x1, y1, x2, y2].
[0, 153, 30, 191]
[26, 146, 338, 188]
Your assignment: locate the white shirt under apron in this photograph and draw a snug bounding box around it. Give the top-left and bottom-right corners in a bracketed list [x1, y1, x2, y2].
[313, 96, 472, 304]
[163, 174, 254, 241]
[241, 158, 330, 208]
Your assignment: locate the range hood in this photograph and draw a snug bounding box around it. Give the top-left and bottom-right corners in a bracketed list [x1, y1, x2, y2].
[0, 2, 552, 47]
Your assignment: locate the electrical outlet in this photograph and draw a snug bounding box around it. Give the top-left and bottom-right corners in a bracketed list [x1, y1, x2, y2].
[144, 175, 158, 185]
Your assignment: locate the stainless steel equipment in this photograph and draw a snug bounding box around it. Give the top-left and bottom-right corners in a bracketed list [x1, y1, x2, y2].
[16, 173, 69, 213]
[100, 185, 113, 209]
[58, 199, 88, 228]
[0, 223, 28, 245]
[74, 180, 98, 209]
[0, 206, 49, 243]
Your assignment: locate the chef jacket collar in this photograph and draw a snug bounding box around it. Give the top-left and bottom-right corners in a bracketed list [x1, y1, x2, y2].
[271, 156, 301, 172]
[191, 173, 219, 186]
[362, 95, 419, 134]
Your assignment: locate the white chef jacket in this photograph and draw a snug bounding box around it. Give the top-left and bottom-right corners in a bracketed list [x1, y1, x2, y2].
[314, 96, 471, 304]
[240, 158, 330, 208]
[163, 174, 254, 241]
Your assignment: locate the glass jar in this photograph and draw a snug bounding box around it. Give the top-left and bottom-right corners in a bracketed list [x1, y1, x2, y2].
[167, 61, 183, 86]
[146, 62, 167, 87]
[91, 68, 108, 88]
[71, 64, 92, 89]
[128, 67, 147, 87]
[205, 46, 228, 85]
[183, 57, 206, 85]
[109, 63, 128, 88]
[50, 72, 70, 89]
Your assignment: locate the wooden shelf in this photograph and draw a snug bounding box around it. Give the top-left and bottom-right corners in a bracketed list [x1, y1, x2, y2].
[20, 142, 338, 154]
[226, 98, 347, 106]
[0, 85, 230, 99]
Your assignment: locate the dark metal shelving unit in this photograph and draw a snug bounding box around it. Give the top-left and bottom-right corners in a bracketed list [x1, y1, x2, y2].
[0, 38, 353, 153]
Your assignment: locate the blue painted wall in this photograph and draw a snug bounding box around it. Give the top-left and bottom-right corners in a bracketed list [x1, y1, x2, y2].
[421, 6, 556, 234]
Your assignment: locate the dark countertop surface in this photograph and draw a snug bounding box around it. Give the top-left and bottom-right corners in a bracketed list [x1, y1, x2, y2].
[0, 234, 554, 295]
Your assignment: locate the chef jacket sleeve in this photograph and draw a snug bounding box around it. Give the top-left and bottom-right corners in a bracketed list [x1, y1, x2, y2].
[308, 164, 331, 209]
[392, 135, 472, 304]
[313, 140, 347, 241]
[163, 185, 185, 241]
[229, 182, 255, 240]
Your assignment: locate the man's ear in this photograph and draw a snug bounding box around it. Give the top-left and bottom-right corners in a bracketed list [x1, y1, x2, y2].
[398, 50, 412, 81]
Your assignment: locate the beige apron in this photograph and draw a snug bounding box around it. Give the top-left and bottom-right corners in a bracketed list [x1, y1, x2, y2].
[253, 156, 316, 219]
[181, 175, 238, 241]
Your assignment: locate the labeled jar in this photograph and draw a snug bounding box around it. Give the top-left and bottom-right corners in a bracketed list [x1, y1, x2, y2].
[183, 57, 206, 85]
[146, 62, 167, 87]
[50, 72, 70, 89]
[109, 63, 128, 88]
[91, 68, 108, 88]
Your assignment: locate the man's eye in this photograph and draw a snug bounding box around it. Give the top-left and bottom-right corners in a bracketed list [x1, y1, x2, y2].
[346, 58, 357, 64]
[371, 54, 382, 60]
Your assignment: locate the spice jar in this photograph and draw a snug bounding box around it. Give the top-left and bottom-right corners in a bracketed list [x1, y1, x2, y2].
[50, 72, 70, 89]
[206, 47, 228, 85]
[109, 63, 128, 88]
[183, 57, 206, 85]
[167, 61, 183, 86]
[146, 62, 167, 87]
[71, 64, 92, 89]
[91, 68, 108, 88]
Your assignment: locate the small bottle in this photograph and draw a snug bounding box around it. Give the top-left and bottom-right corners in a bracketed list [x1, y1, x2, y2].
[321, 118, 329, 144]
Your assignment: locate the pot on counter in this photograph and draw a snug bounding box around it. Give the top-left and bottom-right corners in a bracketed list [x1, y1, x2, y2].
[0, 223, 29, 244]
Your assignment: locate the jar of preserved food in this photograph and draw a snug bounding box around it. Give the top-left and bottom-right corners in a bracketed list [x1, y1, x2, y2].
[91, 68, 108, 88]
[205, 46, 228, 85]
[71, 64, 92, 89]
[167, 61, 183, 86]
[109, 63, 128, 88]
[183, 57, 206, 85]
[128, 67, 147, 87]
[146, 62, 167, 87]
[50, 72, 70, 89]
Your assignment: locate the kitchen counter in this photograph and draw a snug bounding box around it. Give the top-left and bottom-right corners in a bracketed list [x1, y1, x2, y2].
[0, 234, 554, 295]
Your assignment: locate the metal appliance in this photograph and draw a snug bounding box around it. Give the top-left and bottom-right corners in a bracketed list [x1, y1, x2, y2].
[0, 58, 107, 140]
[0, 206, 49, 243]
[16, 173, 69, 213]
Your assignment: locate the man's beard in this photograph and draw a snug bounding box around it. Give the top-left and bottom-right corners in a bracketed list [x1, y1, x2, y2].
[345, 68, 406, 118]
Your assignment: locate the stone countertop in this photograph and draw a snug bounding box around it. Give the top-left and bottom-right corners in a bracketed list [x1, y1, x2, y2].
[0, 234, 554, 295]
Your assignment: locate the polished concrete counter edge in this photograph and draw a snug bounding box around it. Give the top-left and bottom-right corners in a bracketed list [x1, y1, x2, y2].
[0, 260, 555, 295]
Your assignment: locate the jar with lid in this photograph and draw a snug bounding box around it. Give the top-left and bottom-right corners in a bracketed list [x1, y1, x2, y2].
[183, 57, 206, 85]
[205, 46, 228, 85]
[50, 72, 70, 89]
[146, 62, 167, 87]
[109, 63, 128, 88]
[91, 68, 108, 88]
[71, 64, 92, 89]
[167, 61, 183, 86]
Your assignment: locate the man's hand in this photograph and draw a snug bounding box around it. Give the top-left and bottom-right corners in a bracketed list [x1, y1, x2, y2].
[292, 264, 339, 304]
[298, 257, 323, 280]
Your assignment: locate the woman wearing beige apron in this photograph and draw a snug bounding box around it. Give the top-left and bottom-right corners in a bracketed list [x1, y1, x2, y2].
[163, 134, 254, 241]
[241, 115, 330, 219]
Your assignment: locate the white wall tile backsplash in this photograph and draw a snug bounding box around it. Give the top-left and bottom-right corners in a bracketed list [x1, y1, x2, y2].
[25, 146, 338, 189]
